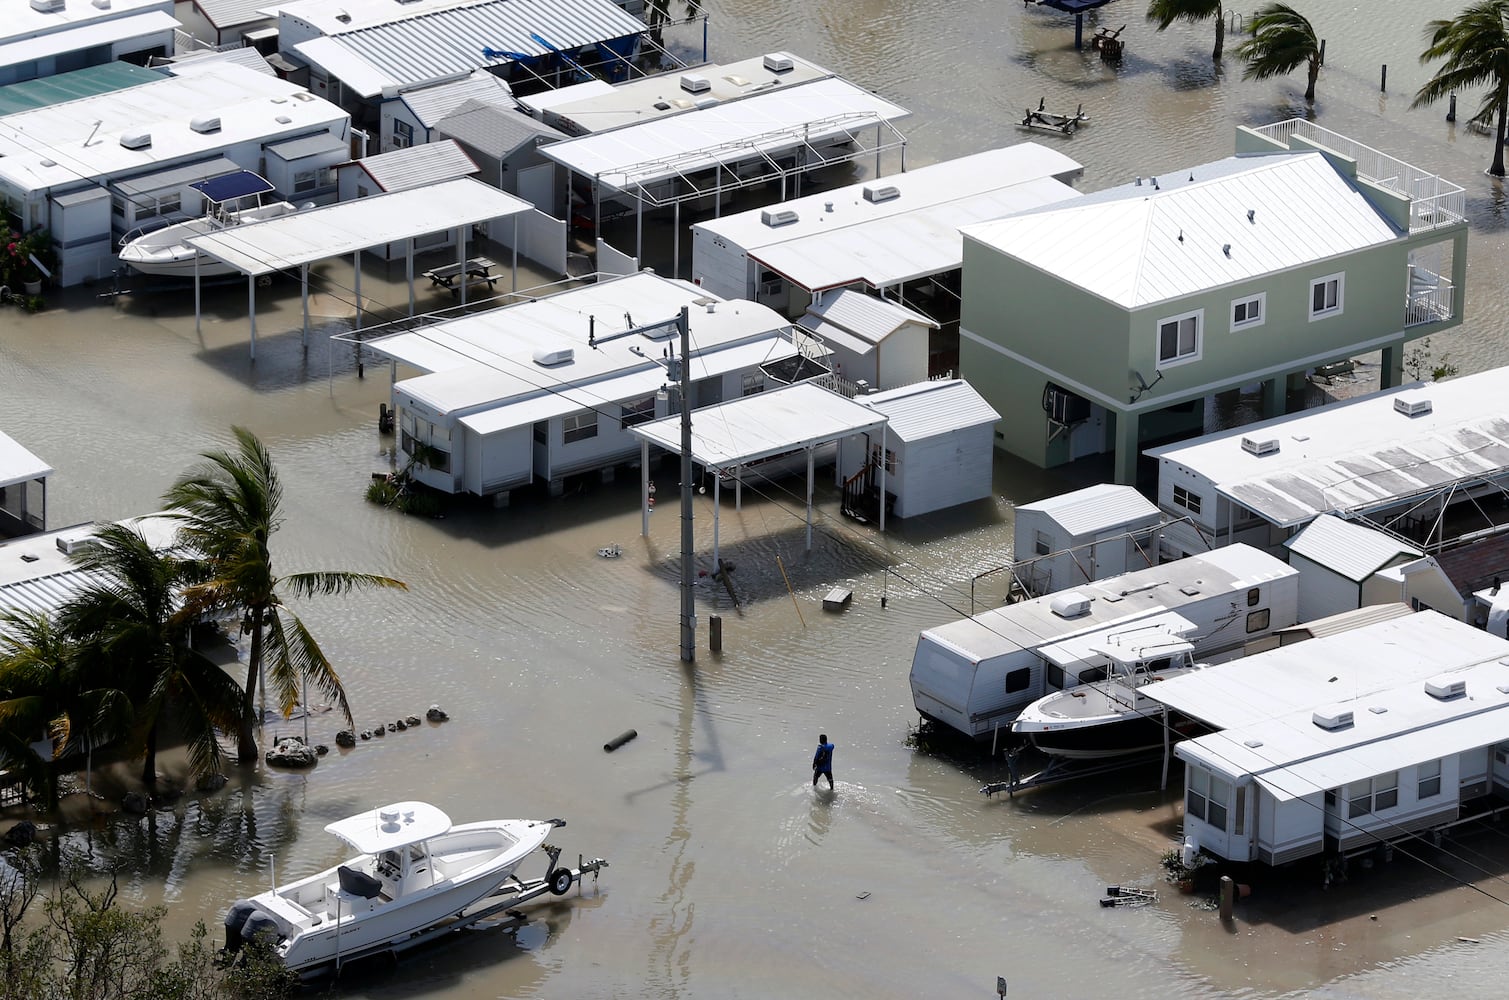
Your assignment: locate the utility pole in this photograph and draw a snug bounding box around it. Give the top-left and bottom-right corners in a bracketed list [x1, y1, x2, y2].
[676, 305, 696, 662]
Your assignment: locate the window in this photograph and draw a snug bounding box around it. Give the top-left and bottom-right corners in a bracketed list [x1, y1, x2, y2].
[1005, 667, 1030, 694]
[1046, 661, 1066, 691]
[1231, 292, 1265, 331]
[1157, 309, 1202, 365]
[741, 371, 765, 396]
[1418, 759, 1442, 799]
[1246, 587, 1261, 607]
[1310, 272, 1344, 320]
[294, 169, 318, 194]
[1034, 530, 1052, 557]
[1347, 774, 1397, 818]
[158, 192, 180, 217]
[1186, 768, 1230, 831]
[393, 119, 414, 149]
[1375, 771, 1398, 810]
[1172, 485, 1202, 515]
[883, 449, 897, 475]
[563, 410, 598, 444]
[620, 395, 655, 428]
[1246, 609, 1270, 633]
[1347, 780, 1372, 819]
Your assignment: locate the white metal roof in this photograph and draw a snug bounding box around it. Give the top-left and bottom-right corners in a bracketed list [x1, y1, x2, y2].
[345, 138, 478, 192]
[856, 379, 999, 443]
[435, 99, 565, 159]
[0, 430, 51, 490]
[325, 801, 451, 854]
[163, 45, 277, 76]
[803, 291, 936, 346]
[1273, 601, 1414, 641]
[265, 132, 347, 161]
[962, 151, 1401, 309]
[0, 515, 182, 618]
[1178, 656, 1509, 801]
[398, 70, 512, 129]
[1015, 483, 1161, 538]
[0, 63, 346, 194]
[514, 79, 614, 115]
[1145, 609, 1508, 730]
[629, 381, 887, 470]
[5, 0, 171, 39]
[1284, 514, 1422, 582]
[190, 0, 274, 30]
[187, 177, 530, 275]
[795, 316, 873, 359]
[0, 9, 176, 70]
[540, 77, 910, 193]
[289, 0, 646, 98]
[1145, 367, 1509, 528]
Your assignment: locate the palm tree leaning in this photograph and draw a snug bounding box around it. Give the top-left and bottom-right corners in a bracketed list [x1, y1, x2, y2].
[164, 427, 408, 765]
[1413, 0, 1509, 177]
[1147, 0, 1226, 62]
[1236, 4, 1323, 102]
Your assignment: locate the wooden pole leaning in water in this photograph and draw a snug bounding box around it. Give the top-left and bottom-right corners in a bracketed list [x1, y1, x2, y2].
[776, 556, 806, 628]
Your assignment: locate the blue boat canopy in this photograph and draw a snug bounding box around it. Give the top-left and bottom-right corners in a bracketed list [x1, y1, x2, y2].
[190, 170, 275, 203]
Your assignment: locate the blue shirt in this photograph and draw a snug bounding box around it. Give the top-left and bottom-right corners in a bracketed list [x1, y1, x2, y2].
[813, 742, 834, 772]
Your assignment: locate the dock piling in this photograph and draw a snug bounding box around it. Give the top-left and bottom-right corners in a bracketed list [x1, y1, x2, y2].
[1219, 875, 1234, 921]
[709, 614, 722, 652]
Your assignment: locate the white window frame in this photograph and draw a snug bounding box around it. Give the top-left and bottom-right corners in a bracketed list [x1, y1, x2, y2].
[1418, 758, 1442, 799]
[562, 409, 598, 444]
[1156, 308, 1202, 367]
[1172, 484, 1202, 516]
[1230, 292, 1266, 332]
[1309, 272, 1344, 321]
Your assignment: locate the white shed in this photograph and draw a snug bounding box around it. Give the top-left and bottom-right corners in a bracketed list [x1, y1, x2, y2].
[1011, 484, 1162, 598]
[834, 379, 998, 520]
[796, 291, 935, 391]
[0, 430, 51, 538]
[1284, 514, 1423, 620]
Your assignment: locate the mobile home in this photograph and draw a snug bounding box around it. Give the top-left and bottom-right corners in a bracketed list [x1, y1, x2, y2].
[1010, 483, 1163, 598]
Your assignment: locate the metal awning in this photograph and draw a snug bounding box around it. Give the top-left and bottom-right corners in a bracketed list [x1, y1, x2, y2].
[114, 157, 243, 199]
[0, 10, 178, 69]
[264, 132, 348, 161]
[0, 430, 51, 490]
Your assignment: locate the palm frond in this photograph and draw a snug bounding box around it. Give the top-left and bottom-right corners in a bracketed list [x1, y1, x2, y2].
[283, 570, 409, 600]
[1236, 4, 1318, 81]
[1146, 0, 1223, 29]
[263, 610, 352, 727]
[1412, 0, 1509, 109]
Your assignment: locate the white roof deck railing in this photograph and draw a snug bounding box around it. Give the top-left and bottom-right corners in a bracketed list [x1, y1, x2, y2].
[1249, 119, 1465, 233]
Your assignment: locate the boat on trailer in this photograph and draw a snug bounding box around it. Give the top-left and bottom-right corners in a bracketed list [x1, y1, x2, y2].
[222, 801, 606, 977]
[1012, 618, 1206, 759]
[1018, 98, 1089, 136]
[118, 170, 300, 278]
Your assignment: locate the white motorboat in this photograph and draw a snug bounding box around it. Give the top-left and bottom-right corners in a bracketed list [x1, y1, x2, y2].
[223, 801, 579, 975]
[118, 170, 299, 278]
[1012, 617, 1206, 759]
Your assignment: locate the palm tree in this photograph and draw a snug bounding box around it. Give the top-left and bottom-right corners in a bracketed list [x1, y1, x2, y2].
[0, 611, 130, 811]
[1147, 0, 1226, 62]
[1414, 0, 1509, 177]
[1236, 4, 1323, 101]
[163, 427, 408, 764]
[60, 523, 243, 786]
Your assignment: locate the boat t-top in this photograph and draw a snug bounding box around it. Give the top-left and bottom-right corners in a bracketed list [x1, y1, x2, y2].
[222, 801, 607, 976]
[118, 170, 300, 278]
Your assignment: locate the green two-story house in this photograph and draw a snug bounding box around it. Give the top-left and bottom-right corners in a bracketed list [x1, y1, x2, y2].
[958, 121, 1467, 485]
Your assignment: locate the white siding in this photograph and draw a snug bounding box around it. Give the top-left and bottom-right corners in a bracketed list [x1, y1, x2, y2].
[690, 227, 754, 300]
[890, 424, 992, 518]
[1289, 552, 1362, 620]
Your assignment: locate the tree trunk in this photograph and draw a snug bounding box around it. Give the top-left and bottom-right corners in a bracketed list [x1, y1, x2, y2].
[1494, 83, 1508, 178]
[237, 609, 264, 765]
[1306, 56, 1318, 102]
[1212, 6, 1225, 61]
[142, 722, 157, 787]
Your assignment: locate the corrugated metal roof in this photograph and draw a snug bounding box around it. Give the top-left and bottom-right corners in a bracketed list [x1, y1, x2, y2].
[350, 138, 478, 192]
[0, 10, 178, 70]
[1284, 514, 1422, 582]
[963, 151, 1400, 309]
[1016, 483, 1161, 538]
[265, 132, 348, 161]
[0, 430, 51, 490]
[0, 61, 159, 116]
[804, 291, 935, 346]
[293, 0, 646, 98]
[795, 315, 872, 359]
[163, 46, 275, 77]
[1147, 367, 1509, 528]
[857, 379, 998, 443]
[1273, 601, 1413, 641]
[399, 70, 513, 128]
[190, 0, 274, 30]
[434, 99, 564, 159]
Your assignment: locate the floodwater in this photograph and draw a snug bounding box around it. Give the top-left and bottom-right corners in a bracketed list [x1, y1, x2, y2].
[5, 1, 1509, 997]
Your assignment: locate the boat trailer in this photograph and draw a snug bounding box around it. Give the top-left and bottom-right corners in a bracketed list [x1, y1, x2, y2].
[300, 843, 609, 980]
[979, 748, 1164, 798]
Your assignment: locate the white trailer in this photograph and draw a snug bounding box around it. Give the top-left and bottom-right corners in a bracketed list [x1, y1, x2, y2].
[1011, 484, 1163, 598]
[909, 544, 1298, 742]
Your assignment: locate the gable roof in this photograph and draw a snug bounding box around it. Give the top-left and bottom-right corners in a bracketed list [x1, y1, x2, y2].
[962, 151, 1401, 309]
[1284, 514, 1422, 582]
[434, 98, 565, 159]
[857, 379, 999, 442]
[802, 291, 937, 346]
[346, 138, 479, 192]
[398, 70, 513, 129]
[1016, 483, 1161, 537]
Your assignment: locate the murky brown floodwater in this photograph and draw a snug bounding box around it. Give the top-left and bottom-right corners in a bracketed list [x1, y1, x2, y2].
[5, 2, 1509, 997]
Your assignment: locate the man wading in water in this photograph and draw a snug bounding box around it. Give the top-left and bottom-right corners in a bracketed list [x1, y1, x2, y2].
[812, 734, 835, 789]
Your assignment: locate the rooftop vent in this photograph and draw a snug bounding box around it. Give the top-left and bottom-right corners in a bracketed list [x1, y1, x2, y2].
[119, 130, 151, 150]
[680, 73, 711, 94]
[763, 52, 795, 73]
[1049, 592, 1091, 619]
[761, 208, 799, 228]
[533, 347, 574, 367]
[653, 100, 671, 111]
[189, 115, 221, 134]
[56, 534, 91, 556]
[1312, 706, 1354, 731]
[1394, 396, 1432, 417]
[1241, 436, 1280, 457]
[693, 96, 718, 109]
[274, 115, 292, 124]
[1222, 243, 1231, 257]
[861, 182, 900, 203]
[1247, 209, 1256, 223]
[1424, 674, 1466, 700]
[30, 0, 64, 12]
[92, 0, 110, 8]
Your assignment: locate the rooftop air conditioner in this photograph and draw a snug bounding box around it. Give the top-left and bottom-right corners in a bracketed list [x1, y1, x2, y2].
[1312, 706, 1354, 731]
[189, 115, 222, 134]
[533, 347, 574, 367]
[56, 535, 90, 556]
[1049, 592, 1091, 619]
[120, 130, 151, 150]
[680, 73, 711, 94]
[862, 182, 900, 203]
[1424, 674, 1466, 700]
[761, 209, 799, 228]
[1394, 396, 1433, 417]
[1240, 436, 1279, 457]
[30, 0, 64, 12]
[763, 52, 795, 73]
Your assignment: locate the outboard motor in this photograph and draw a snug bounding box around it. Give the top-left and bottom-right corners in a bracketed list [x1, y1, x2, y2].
[240, 909, 281, 949]
[223, 899, 258, 952]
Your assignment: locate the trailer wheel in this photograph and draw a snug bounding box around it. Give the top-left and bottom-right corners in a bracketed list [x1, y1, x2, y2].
[548, 868, 574, 895]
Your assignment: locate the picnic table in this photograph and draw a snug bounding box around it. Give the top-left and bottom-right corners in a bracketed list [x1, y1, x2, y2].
[422, 256, 499, 295]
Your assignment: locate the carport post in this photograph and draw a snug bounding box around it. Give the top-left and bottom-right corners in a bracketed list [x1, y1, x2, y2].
[641, 440, 651, 537]
[247, 274, 257, 361]
[457, 225, 468, 307]
[806, 447, 815, 550]
[673, 201, 681, 280]
[879, 422, 887, 533]
[876, 124, 882, 176]
[736, 467, 742, 511]
[353, 250, 362, 331]
[635, 189, 643, 264]
[713, 472, 721, 572]
[300, 263, 310, 349]
[406, 239, 415, 318]
[193, 257, 201, 335]
[511, 216, 519, 292]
